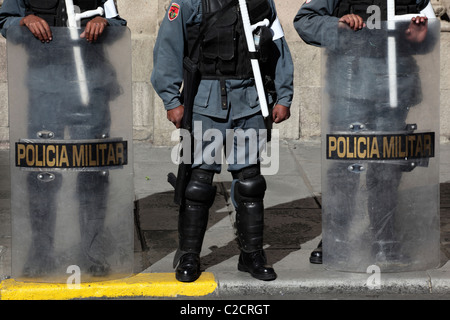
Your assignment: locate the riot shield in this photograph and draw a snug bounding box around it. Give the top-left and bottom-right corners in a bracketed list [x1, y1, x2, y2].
[8, 26, 134, 283]
[321, 19, 440, 272]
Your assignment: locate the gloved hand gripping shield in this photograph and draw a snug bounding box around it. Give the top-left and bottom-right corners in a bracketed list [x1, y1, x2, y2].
[320, 19, 440, 272]
[8, 26, 133, 282]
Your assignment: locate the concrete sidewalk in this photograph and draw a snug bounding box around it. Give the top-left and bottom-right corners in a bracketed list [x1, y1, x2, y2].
[2, 140, 450, 299]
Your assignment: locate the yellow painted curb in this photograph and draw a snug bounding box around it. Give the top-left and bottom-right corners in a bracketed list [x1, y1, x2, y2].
[0, 273, 217, 300]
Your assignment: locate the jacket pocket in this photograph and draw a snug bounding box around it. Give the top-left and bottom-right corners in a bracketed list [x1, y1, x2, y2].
[193, 81, 213, 108]
[245, 84, 259, 108]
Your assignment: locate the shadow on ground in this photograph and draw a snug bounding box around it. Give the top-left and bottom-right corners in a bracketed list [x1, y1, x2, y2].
[135, 182, 450, 273]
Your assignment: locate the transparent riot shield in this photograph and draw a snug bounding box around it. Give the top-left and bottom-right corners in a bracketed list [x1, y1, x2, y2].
[321, 19, 441, 272]
[8, 26, 134, 283]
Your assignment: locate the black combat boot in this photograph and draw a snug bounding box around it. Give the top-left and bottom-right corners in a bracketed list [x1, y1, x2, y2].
[23, 172, 61, 277]
[233, 165, 277, 281]
[310, 240, 322, 264]
[176, 252, 202, 282]
[175, 203, 209, 282]
[77, 171, 111, 277]
[238, 249, 277, 281]
[174, 169, 216, 282]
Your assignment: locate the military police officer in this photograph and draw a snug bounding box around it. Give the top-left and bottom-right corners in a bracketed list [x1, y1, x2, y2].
[152, 0, 294, 282]
[0, 0, 126, 40]
[0, 0, 127, 277]
[294, 0, 435, 265]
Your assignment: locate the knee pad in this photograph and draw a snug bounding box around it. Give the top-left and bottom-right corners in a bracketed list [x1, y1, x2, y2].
[232, 165, 266, 203]
[185, 168, 216, 208]
[237, 175, 266, 201]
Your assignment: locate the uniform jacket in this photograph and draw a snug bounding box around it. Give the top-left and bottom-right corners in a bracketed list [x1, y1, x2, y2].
[293, 0, 438, 107]
[0, 0, 127, 38]
[151, 0, 294, 120]
[293, 0, 431, 47]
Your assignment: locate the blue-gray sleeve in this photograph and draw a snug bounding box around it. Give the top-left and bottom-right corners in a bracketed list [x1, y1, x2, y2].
[151, 1, 196, 111]
[267, 0, 293, 107]
[293, 0, 340, 47]
[0, 0, 127, 38]
[273, 37, 294, 108]
[106, 16, 127, 26]
[0, 0, 27, 38]
[100, 0, 127, 26]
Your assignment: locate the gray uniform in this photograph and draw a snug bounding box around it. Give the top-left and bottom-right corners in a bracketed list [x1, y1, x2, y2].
[152, 0, 293, 282]
[152, 0, 293, 119]
[293, 0, 436, 263]
[294, 0, 429, 46]
[0, 0, 127, 277]
[0, 0, 127, 37]
[151, 0, 293, 172]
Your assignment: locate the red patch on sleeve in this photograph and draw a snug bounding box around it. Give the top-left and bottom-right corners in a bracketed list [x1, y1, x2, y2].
[168, 3, 180, 21]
